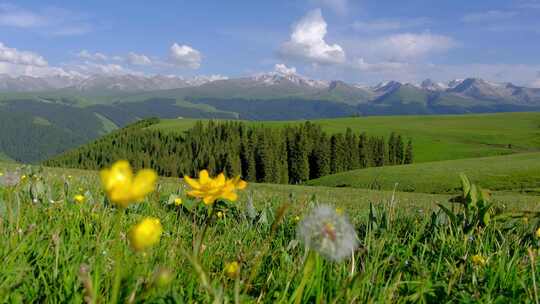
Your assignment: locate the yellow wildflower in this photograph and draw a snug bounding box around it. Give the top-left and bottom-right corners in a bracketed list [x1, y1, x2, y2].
[536, 227, 540, 238]
[21, 174, 27, 181]
[335, 207, 344, 215]
[217, 211, 224, 219]
[174, 197, 183, 206]
[100, 160, 157, 208]
[224, 261, 239, 278]
[128, 217, 163, 251]
[74, 194, 85, 204]
[294, 215, 301, 222]
[227, 176, 248, 190]
[0, 172, 3, 177]
[471, 254, 486, 266]
[184, 170, 246, 205]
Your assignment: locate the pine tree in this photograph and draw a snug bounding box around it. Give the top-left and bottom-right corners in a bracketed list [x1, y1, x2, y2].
[388, 132, 396, 165]
[396, 135, 404, 165]
[288, 132, 310, 184]
[404, 139, 414, 164]
[309, 134, 330, 179]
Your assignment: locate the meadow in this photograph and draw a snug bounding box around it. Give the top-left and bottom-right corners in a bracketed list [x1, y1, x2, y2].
[150, 112, 540, 163]
[307, 152, 540, 195]
[1, 162, 540, 303]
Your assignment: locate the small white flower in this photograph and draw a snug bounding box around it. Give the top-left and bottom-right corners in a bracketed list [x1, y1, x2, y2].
[297, 205, 358, 261]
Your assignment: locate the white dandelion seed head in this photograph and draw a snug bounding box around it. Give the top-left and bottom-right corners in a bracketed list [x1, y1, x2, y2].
[297, 204, 358, 261]
[0, 171, 21, 187]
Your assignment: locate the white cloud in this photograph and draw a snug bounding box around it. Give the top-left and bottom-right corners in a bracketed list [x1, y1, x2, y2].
[127, 52, 152, 66]
[310, 0, 348, 15]
[352, 58, 408, 72]
[69, 61, 137, 76]
[462, 10, 517, 23]
[0, 4, 92, 36]
[351, 18, 430, 32]
[77, 50, 107, 62]
[280, 9, 346, 65]
[517, 0, 540, 9]
[0, 42, 47, 66]
[50, 24, 92, 36]
[169, 43, 202, 69]
[0, 4, 46, 28]
[274, 63, 297, 75]
[346, 62, 540, 87]
[0, 62, 73, 77]
[370, 33, 457, 60]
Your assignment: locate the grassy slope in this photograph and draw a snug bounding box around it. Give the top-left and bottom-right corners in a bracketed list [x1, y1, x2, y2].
[307, 152, 540, 194]
[2, 163, 540, 302]
[1, 162, 538, 212]
[150, 112, 540, 163]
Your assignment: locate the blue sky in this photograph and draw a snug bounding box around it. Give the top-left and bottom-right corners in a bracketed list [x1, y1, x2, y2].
[0, 0, 539, 86]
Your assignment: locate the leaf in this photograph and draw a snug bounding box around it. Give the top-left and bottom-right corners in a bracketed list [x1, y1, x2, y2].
[468, 184, 478, 209]
[437, 203, 457, 225]
[459, 173, 471, 198]
[245, 195, 257, 221]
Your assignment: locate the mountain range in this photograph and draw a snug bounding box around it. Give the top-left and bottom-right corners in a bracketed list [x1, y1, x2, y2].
[1, 70, 539, 163]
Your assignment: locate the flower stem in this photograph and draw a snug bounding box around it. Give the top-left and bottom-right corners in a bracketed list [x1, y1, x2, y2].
[110, 209, 125, 303]
[290, 250, 317, 304]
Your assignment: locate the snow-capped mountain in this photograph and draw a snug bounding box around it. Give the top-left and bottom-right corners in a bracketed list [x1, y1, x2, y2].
[421, 79, 449, 91]
[372, 81, 402, 95]
[0, 74, 226, 92]
[250, 71, 328, 89]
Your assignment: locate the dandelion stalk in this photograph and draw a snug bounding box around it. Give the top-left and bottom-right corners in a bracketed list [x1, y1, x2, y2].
[290, 250, 317, 304]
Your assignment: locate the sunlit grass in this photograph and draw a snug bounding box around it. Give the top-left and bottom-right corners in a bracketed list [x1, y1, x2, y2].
[0, 164, 539, 302]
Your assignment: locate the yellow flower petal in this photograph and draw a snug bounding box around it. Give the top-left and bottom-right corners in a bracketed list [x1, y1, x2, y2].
[199, 170, 210, 185]
[221, 191, 238, 202]
[128, 217, 163, 251]
[132, 169, 157, 200]
[100, 160, 156, 207]
[184, 175, 201, 190]
[203, 195, 217, 205]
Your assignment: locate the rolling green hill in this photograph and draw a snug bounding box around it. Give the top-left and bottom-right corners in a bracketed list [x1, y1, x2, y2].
[0, 97, 237, 163]
[150, 112, 540, 163]
[306, 152, 540, 194]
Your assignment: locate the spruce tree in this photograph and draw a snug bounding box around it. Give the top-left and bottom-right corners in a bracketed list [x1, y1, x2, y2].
[404, 139, 414, 164]
[289, 132, 310, 184]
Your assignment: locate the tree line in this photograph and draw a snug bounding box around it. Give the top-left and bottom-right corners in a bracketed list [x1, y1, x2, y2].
[45, 119, 413, 184]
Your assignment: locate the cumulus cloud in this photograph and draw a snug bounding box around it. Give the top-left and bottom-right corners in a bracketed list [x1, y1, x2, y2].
[369, 33, 457, 60]
[127, 52, 152, 66]
[77, 50, 107, 62]
[274, 63, 297, 75]
[280, 9, 346, 65]
[310, 0, 348, 15]
[169, 43, 202, 69]
[0, 42, 47, 67]
[462, 10, 517, 23]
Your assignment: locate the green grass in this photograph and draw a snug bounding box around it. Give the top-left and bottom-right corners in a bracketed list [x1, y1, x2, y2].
[150, 112, 540, 163]
[307, 152, 540, 195]
[1, 164, 540, 302]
